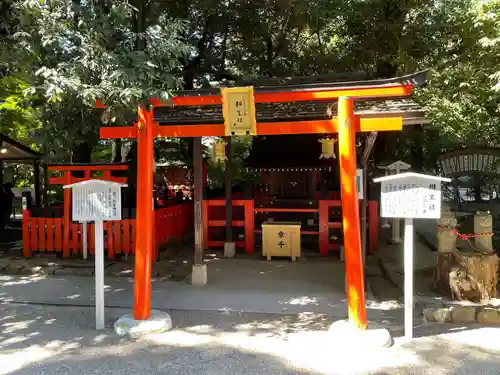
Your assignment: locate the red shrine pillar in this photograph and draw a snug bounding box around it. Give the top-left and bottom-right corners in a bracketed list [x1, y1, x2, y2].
[134, 106, 154, 320]
[337, 97, 367, 330]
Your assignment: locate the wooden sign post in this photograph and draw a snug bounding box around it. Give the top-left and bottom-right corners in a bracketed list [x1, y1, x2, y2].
[373, 172, 451, 340]
[63, 179, 125, 330]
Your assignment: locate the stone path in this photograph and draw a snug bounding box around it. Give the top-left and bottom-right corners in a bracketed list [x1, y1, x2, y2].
[0, 244, 193, 280]
[3, 303, 500, 375]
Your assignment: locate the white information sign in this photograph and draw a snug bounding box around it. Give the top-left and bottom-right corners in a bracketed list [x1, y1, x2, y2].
[373, 172, 451, 341]
[379, 177, 442, 219]
[63, 179, 125, 331]
[71, 181, 122, 222]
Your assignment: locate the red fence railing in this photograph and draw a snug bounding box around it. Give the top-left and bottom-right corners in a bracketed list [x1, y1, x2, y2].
[154, 203, 194, 259]
[318, 200, 379, 255]
[203, 198, 379, 255]
[202, 198, 255, 253]
[23, 202, 193, 260]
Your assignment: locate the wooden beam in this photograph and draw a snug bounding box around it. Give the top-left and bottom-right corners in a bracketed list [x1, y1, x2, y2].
[33, 160, 41, 205]
[47, 165, 128, 172]
[100, 118, 402, 139]
[42, 163, 49, 205]
[158, 85, 413, 107]
[361, 132, 378, 167]
[225, 137, 232, 244]
[193, 137, 204, 265]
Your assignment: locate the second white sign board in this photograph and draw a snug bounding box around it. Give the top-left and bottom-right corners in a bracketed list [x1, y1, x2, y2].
[373, 172, 451, 341]
[378, 175, 445, 219]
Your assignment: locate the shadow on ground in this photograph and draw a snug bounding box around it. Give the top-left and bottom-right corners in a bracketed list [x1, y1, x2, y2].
[1, 304, 500, 375]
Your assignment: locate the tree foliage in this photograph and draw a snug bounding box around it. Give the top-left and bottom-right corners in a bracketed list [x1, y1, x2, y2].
[1, 0, 500, 175]
[3, 0, 189, 162]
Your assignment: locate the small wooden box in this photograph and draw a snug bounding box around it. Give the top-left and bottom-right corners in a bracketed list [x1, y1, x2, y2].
[262, 221, 301, 261]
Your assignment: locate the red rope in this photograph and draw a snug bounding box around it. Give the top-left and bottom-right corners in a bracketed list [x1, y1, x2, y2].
[437, 226, 494, 240]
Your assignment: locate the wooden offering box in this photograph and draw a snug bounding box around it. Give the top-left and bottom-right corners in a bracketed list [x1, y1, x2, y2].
[262, 221, 301, 261]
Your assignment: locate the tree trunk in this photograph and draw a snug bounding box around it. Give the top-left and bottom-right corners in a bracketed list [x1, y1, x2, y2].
[71, 141, 94, 178]
[434, 251, 499, 302]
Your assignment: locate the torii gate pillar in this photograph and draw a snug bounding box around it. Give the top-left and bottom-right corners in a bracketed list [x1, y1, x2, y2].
[134, 106, 154, 320]
[337, 97, 367, 330]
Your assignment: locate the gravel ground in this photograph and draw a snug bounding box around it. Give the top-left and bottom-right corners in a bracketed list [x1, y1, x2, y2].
[1, 303, 500, 375]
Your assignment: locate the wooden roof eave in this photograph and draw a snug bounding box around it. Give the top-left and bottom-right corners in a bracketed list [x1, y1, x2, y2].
[147, 71, 428, 107]
[0, 133, 43, 161]
[359, 110, 429, 126]
[171, 71, 428, 98]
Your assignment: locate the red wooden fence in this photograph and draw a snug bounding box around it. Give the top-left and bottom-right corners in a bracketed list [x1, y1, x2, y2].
[204, 198, 379, 255]
[202, 198, 255, 253]
[23, 202, 193, 260]
[318, 200, 379, 255]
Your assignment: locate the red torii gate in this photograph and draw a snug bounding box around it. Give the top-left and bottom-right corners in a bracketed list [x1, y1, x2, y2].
[98, 71, 426, 330]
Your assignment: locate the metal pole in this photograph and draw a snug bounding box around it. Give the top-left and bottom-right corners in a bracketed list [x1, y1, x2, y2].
[404, 217, 414, 340]
[82, 222, 88, 260]
[95, 220, 105, 330]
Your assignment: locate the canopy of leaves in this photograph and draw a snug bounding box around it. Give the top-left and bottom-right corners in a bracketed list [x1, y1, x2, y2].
[1, 0, 500, 179]
[12, 0, 189, 109]
[1, 0, 190, 163]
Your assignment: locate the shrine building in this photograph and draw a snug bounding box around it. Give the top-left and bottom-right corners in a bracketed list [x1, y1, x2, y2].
[99, 70, 428, 330]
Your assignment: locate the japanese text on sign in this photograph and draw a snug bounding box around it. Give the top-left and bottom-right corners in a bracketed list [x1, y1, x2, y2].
[72, 184, 122, 222]
[379, 179, 442, 219]
[278, 231, 286, 248]
[221, 86, 257, 136]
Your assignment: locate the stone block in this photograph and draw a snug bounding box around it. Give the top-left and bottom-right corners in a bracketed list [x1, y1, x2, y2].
[54, 268, 81, 276]
[224, 242, 236, 258]
[423, 308, 451, 323]
[114, 310, 172, 338]
[477, 308, 500, 325]
[41, 266, 61, 275]
[190, 264, 207, 286]
[73, 268, 94, 276]
[4, 265, 24, 274]
[328, 320, 393, 349]
[25, 266, 43, 275]
[451, 306, 477, 323]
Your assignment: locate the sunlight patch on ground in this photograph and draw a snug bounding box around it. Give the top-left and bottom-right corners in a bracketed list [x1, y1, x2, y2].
[366, 300, 403, 310]
[64, 294, 81, 300]
[0, 275, 47, 286]
[282, 296, 319, 306]
[0, 346, 55, 374]
[436, 326, 500, 351]
[2, 320, 37, 334]
[144, 326, 426, 374]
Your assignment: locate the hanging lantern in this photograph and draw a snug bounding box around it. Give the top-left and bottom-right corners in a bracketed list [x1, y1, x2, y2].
[319, 137, 337, 159]
[212, 139, 227, 163]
